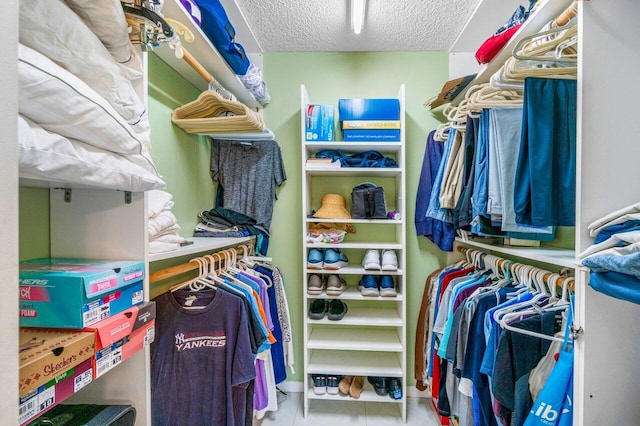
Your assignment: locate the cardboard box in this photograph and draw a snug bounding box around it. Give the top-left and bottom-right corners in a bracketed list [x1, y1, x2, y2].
[338, 98, 400, 122]
[19, 258, 145, 328]
[84, 302, 156, 379]
[19, 329, 95, 398]
[305, 104, 334, 141]
[19, 358, 93, 425]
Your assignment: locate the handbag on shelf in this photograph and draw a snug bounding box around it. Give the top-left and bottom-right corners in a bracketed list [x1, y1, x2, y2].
[351, 182, 387, 219]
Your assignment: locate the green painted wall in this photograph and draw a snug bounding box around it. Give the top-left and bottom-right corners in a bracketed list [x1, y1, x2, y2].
[147, 53, 216, 234]
[19, 188, 49, 261]
[263, 52, 449, 385]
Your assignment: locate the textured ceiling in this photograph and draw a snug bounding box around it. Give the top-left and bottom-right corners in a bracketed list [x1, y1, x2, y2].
[235, 0, 482, 52]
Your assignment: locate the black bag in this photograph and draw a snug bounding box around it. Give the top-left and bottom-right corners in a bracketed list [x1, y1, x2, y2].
[351, 182, 387, 219]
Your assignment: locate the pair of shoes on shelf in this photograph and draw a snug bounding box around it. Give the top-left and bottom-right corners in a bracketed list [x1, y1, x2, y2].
[339, 375, 364, 399]
[362, 249, 398, 271]
[308, 248, 349, 270]
[359, 275, 397, 297]
[307, 274, 346, 296]
[312, 374, 340, 395]
[367, 376, 402, 400]
[308, 299, 348, 320]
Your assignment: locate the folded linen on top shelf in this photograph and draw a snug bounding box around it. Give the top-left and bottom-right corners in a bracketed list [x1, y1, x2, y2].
[172, 91, 265, 134]
[148, 190, 189, 254]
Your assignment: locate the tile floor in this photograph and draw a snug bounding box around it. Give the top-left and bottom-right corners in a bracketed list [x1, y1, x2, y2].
[254, 392, 442, 426]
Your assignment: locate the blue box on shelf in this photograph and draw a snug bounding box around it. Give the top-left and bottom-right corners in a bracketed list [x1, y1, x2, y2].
[339, 98, 401, 142]
[338, 98, 400, 122]
[305, 104, 334, 141]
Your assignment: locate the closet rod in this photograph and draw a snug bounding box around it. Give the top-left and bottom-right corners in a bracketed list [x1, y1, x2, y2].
[150, 244, 252, 284]
[555, 1, 578, 27]
[456, 246, 574, 290]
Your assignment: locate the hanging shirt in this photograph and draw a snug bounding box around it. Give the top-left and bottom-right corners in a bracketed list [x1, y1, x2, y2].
[151, 289, 255, 426]
[211, 139, 286, 230]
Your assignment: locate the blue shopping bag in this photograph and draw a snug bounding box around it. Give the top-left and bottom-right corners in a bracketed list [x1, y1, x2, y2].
[524, 304, 574, 426]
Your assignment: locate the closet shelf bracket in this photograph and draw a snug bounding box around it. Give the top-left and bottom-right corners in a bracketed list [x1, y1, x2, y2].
[64, 188, 72, 203]
[124, 191, 132, 204]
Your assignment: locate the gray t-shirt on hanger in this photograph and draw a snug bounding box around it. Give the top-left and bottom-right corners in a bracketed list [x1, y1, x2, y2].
[211, 139, 286, 230]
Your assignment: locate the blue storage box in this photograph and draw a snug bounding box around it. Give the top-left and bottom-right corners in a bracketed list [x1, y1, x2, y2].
[305, 104, 334, 141]
[19, 258, 145, 329]
[338, 98, 400, 122]
[339, 98, 401, 141]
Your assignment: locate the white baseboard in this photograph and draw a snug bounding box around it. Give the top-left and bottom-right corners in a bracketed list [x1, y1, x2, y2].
[276, 380, 431, 399]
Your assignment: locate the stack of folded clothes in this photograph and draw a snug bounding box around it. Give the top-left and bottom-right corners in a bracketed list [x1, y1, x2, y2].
[578, 201, 640, 304]
[194, 207, 270, 254]
[148, 190, 189, 253]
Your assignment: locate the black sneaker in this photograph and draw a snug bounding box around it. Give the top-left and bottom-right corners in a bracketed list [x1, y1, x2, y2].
[326, 375, 340, 395]
[312, 374, 327, 395]
[388, 378, 402, 400]
[327, 299, 348, 321]
[308, 299, 328, 320]
[367, 376, 389, 396]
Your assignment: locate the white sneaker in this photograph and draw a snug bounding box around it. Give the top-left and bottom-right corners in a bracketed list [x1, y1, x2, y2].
[362, 249, 381, 270]
[381, 250, 398, 271]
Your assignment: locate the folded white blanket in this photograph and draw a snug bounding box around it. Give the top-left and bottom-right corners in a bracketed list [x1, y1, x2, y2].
[149, 240, 181, 254]
[148, 190, 174, 219]
[149, 211, 178, 238]
[151, 234, 189, 244]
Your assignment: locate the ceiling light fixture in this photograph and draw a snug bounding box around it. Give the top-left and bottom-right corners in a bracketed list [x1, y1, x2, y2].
[351, 0, 366, 35]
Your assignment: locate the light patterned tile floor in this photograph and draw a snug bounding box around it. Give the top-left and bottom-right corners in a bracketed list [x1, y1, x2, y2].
[255, 392, 441, 426]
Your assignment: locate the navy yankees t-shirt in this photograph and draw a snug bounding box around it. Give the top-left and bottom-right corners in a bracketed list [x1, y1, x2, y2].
[151, 289, 255, 426]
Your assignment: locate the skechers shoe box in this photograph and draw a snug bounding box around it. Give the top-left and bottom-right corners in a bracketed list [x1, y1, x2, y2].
[19, 258, 145, 329]
[19, 329, 95, 425]
[338, 98, 401, 141]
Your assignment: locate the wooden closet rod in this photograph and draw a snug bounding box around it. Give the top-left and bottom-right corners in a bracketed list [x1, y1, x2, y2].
[456, 246, 574, 290]
[148, 244, 254, 299]
[556, 1, 578, 27]
[150, 244, 252, 284]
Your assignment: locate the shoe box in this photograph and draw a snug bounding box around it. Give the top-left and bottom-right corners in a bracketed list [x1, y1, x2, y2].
[19, 258, 145, 328]
[19, 328, 95, 398]
[19, 358, 93, 425]
[80, 301, 156, 379]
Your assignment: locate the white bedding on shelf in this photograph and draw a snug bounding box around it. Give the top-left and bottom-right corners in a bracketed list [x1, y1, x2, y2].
[19, 115, 165, 191]
[18, 43, 161, 175]
[19, 0, 149, 141]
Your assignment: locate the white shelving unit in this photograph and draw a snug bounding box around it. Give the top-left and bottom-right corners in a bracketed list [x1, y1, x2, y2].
[445, 1, 640, 425]
[300, 85, 407, 422]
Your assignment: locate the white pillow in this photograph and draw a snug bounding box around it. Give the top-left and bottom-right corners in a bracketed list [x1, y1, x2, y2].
[19, 115, 165, 192]
[18, 43, 156, 174]
[62, 0, 144, 80]
[19, 0, 148, 135]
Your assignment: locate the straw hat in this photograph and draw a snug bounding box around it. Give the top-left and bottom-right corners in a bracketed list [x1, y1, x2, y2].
[313, 194, 351, 220]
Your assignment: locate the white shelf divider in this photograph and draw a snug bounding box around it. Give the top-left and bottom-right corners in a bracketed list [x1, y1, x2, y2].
[306, 381, 403, 403]
[306, 266, 403, 276]
[308, 350, 403, 377]
[307, 242, 403, 250]
[308, 328, 402, 352]
[305, 167, 401, 176]
[307, 307, 402, 327]
[305, 142, 402, 153]
[306, 286, 403, 301]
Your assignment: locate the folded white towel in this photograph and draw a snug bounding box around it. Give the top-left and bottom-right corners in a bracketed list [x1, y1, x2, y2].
[148, 190, 174, 218]
[149, 210, 178, 238]
[588, 202, 640, 237]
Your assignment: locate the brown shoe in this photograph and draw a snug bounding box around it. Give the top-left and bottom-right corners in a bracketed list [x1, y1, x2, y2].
[339, 375, 354, 395]
[349, 376, 364, 399]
